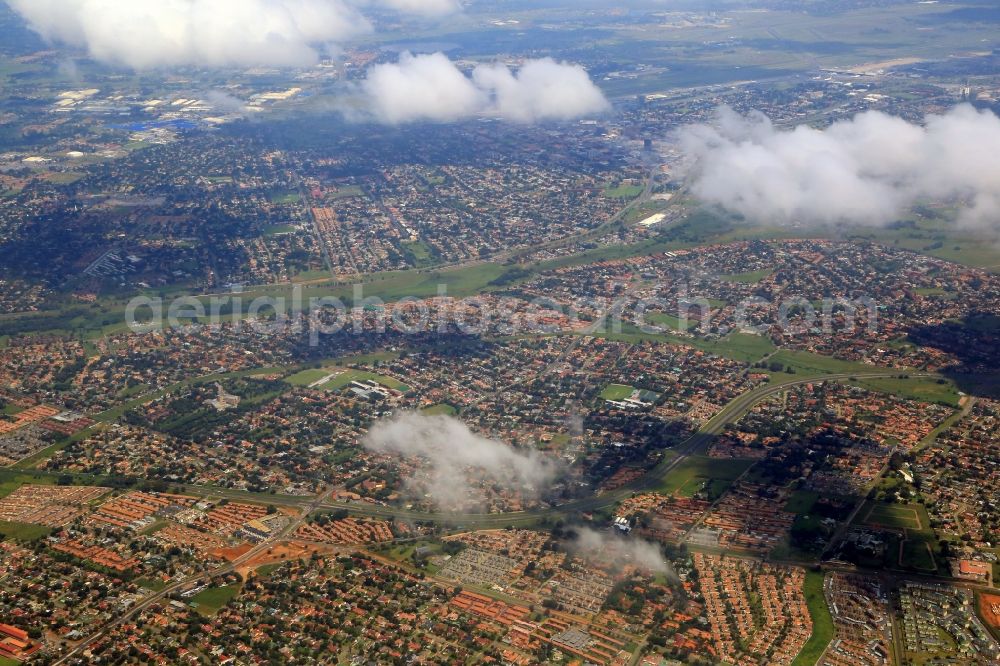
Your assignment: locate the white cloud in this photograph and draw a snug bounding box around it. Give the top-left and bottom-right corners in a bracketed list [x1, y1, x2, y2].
[4, 0, 460, 70]
[363, 411, 560, 511]
[359, 52, 610, 124]
[473, 58, 612, 123]
[360, 52, 487, 124]
[567, 526, 678, 580]
[677, 105, 1000, 233]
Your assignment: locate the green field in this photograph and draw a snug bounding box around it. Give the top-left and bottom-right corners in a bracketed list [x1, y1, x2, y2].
[604, 183, 644, 199]
[600, 384, 638, 401]
[900, 539, 937, 571]
[783, 490, 820, 515]
[0, 472, 57, 498]
[645, 312, 693, 332]
[792, 571, 835, 666]
[655, 456, 755, 498]
[318, 369, 409, 393]
[269, 193, 301, 205]
[705, 332, 777, 363]
[263, 224, 298, 236]
[284, 368, 334, 387]
[190, 585, 241, 615]
[254, 563, 285, 577]
[0, 520, 51, 543]
[593, 327, 775, 365]
[402, 240, 436, 267]
[851, 376, 961, 407]
[862, 502, 924, 531]
[768, 350, 871, 375]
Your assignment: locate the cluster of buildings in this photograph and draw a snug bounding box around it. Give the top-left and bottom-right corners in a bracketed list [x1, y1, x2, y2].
[692, 553, 813, 665]
[899, 582, 999, 664]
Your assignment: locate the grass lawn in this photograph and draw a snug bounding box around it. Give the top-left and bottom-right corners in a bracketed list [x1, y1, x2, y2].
[851, 375, 961, 407]
[291, 269, 332, 282]
[783, 490, 820, 515]
[767, 350, 874, 377]
[0, 520, 52, 543]
[600, 384, 638, 401]
[325, 263, 510, 304]
[402, 240, 436, 267]
[284, 368, 334, 387]
[862, 502, 924, 531]
[719, 269, 773, 284]
[706, 332, 777, 363]
[655, 456, 755, 497]
[141, 520, 169, 536]
[191, 584, 241, 615]
[604, 183, 645, 199]
[263, 224, 298, 235]
[44, 171, 86, 185]
[255, 563, 285, 577]
[319, 370, 409, 392]
[0, 657, 21, 666]
[792, 570, 835, 666]
[900, 539, 937, 571]
[645, 312, 693, 331]
[0, 472, 57, 498]
[593, 327, 775, 365]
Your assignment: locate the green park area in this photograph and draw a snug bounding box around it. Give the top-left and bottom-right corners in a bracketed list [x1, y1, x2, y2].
[402, 240, 436, 267]
[783, 490, 820, 515]
[0, 520, 51, 543]
[284, 368, 336, 387]
[655, 456, 755, 499]
[791, 570, 835, 666]
[858, 501, 942, 572]
[190, 585, 241, 616]
[604, 183, 645, 199]
[863, 502, 925, 531]
[0, 472, 57, 498]
[321, 370, 408, 392]
[600, 384, 638, 401]
[644, 312, 693, 331]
